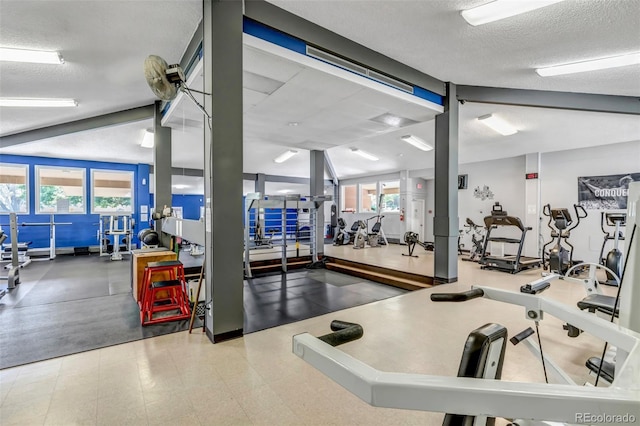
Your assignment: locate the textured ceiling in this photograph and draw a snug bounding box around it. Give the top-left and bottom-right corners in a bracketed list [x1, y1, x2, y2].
[0, 0, 639, 187]
[268, 0, 640, 96]
[0, 0, 202, 136]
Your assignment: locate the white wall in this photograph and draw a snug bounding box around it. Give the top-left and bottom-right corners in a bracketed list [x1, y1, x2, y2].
[540, 139, 640, 263]
[458, 156, 529, 256]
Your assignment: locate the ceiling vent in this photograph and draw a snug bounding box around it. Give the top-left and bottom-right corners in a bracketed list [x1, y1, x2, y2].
[306, 46, 414, 94]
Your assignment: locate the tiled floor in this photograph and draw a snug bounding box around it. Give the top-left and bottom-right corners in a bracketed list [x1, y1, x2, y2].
[0, 259, 613, 425]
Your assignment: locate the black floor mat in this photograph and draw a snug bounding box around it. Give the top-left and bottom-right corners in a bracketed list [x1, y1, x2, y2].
[0, 256, 404, 369]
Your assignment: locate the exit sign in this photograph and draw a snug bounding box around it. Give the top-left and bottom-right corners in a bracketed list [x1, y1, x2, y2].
[526, 173, 539, 180]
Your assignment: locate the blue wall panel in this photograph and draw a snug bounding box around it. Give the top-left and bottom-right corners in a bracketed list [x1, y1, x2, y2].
[1, 154, 150, 250]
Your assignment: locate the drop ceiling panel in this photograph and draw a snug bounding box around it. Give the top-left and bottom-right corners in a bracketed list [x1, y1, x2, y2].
[244, 45, 305, 83]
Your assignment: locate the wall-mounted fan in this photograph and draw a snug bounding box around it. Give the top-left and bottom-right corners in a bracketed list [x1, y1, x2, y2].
[143, 54, 211, 122]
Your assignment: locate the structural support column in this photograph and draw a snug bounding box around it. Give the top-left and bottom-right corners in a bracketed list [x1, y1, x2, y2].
[310, 150, 325, 257]
[524, 153, 541, 258]
[255, 173, 266, 195]
[203, 0, 244, 342]
[152, 101, 172, 248]
[434, 83, 459, 284]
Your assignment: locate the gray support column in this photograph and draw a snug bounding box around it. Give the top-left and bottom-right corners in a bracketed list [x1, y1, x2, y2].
[310, 150, 325, 256]
[152, 101, 172, 248]
[203, 0, 244, 343]
[524, 153, 542, 258]
[433, 83, 459, 284]
[255, 173, 266, 195]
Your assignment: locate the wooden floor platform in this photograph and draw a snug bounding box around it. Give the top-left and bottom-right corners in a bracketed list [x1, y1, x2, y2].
[244, 242, 438, 290]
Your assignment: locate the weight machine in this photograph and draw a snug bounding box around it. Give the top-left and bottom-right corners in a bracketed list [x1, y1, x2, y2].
[244, 193, 331, 278]
[1, 214, 71, 266]
[98, 214, 133, 261]
[292, 182, 640, 424]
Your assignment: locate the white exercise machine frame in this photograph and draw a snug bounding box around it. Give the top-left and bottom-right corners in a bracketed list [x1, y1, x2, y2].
[292, 182, 640, 425]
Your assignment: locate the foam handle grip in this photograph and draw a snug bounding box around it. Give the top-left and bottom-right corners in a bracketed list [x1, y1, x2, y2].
[510, 327, 535, 345]
[430, 288, 485, 302]
[318, 320, 364, 347]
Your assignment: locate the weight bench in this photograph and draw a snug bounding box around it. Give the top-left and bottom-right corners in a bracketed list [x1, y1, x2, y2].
[577, 294, 618, 317]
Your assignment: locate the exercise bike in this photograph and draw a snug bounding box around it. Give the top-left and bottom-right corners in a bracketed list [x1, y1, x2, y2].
[598, 212, 626, 286]
[461, 218, 485, 262]
[333, 218, 351, 246]
[541, 204, 586, 275]
[402, 231, 434, 257]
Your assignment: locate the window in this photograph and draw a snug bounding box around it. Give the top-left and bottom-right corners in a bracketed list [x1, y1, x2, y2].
[380, 181, 400, 212]
[36, 166, 85, 214]
[359, 183, 377, 213]
[341, 184, 356, 212]
[91, 170, 134, 214]
[0, 163, 28, 214]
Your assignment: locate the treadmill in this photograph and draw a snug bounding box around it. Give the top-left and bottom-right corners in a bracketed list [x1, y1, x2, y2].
[480, 203, 542, 274]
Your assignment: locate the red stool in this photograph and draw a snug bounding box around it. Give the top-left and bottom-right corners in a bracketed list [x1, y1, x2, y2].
[140, 260, 191, 326]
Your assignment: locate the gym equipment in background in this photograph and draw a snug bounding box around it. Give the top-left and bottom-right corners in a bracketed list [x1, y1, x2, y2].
[364, 215, 387, 248]
[480, 202, 541, 274]
[0, 213, 21, 297]
[541, 204, 587, 275]
[333, 218, 351, 245]
[1, 214, 71, 264]
[98, 215, 133, 261]
[138, 228, 160, 248]
[402, 231, 434, 257]
[598, 212, 626, 286]
[352, 221, 368, 249]
[461, 218, 485, 262]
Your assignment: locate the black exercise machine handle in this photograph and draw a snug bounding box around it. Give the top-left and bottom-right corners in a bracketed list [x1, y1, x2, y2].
[430, 288, 485, 302]
[318, 320, 364, 347]
[510, 327, 535, 345]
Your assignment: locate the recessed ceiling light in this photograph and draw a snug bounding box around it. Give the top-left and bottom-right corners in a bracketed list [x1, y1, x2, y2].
[536, 52, 640, 76]
[350, 148, 379, 161]
[461, 0, 565, 26]
[0, 98, 77, 107]
[288, 122, 299, 127]
[477, 114, 518, 136]
[370, 113, 419, 128]
[140, 129, 154, 148]
[400, 135, 433, 152]
[273, 150, 298, 164]
[0, 47, 64, 64]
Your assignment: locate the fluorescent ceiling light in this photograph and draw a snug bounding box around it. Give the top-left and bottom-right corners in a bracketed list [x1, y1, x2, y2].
[401, 135, 433, 152]
[536, 52, 640, 76]
[478, 114, 518, 136]
[0, 47, 64, 64]
[0, 98, 77, 107]
[273, 150, 298, 164]
[141, 130, 154, 148]
[461, 0, 565, 26]
[350, 148, 379, 161]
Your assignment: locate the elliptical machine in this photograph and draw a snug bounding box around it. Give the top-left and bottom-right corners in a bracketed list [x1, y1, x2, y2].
[599, 212, 626, 286]
[541, 204, 587, 275]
